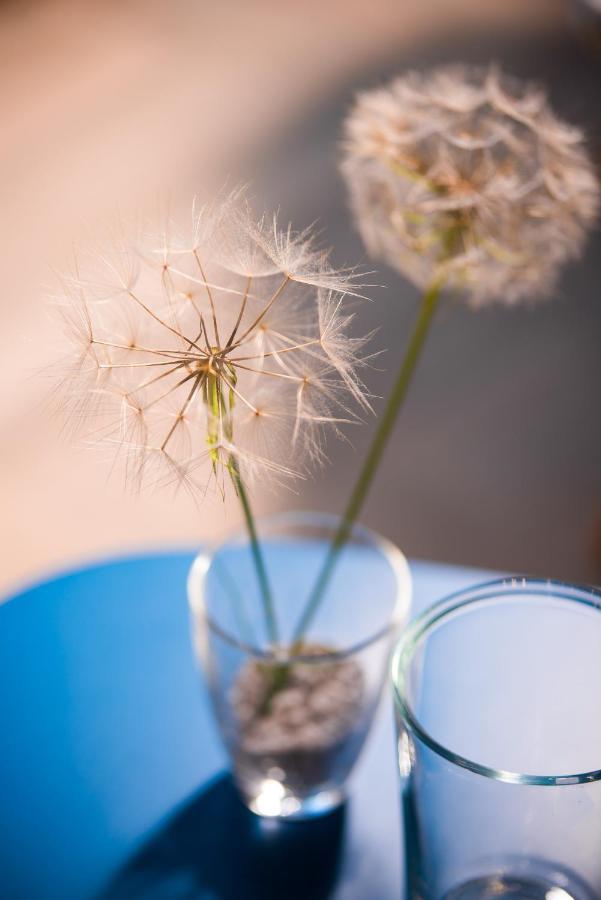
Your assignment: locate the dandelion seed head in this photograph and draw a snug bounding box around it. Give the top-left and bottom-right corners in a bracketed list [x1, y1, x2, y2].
[342, 64, 599, 306]
[52, 190, 372, 496]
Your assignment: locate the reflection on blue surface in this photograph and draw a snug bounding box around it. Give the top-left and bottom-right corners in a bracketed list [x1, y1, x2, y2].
[100, 774, 346, 899]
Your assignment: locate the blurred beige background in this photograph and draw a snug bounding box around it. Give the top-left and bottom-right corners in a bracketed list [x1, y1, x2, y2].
[1, 0, 600, 597]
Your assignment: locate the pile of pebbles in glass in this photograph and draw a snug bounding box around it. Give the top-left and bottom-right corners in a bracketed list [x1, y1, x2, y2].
[230, 645, 365, 755]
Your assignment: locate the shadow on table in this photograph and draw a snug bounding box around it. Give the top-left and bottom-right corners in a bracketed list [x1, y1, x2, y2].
[99, 774, 346, 900]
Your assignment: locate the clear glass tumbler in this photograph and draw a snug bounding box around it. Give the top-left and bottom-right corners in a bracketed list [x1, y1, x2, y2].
[188, 511, 411, 819]
[392, 578, 601, 900]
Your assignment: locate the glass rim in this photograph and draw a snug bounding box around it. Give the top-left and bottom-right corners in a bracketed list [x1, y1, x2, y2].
[188, 509, 412, 664]
[392, 576, 601, 786]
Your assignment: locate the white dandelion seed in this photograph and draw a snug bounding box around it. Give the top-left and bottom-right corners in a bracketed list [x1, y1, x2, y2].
[342, 64, 599, 306]
[51, 190, 372, 498]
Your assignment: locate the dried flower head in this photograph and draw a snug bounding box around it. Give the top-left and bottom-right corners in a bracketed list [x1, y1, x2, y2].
[53, 191, 372, 497]
[342, 64, 599, 305]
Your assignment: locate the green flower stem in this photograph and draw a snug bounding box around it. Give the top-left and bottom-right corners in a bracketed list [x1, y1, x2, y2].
[228, 456, 279, 646]
[292, 277, 443, 644]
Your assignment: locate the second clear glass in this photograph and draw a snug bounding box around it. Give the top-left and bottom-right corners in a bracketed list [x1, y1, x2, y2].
[392, 578, 601, 900]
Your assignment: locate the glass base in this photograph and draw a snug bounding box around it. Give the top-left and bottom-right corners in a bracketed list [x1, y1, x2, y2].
[443, 875, 592, 900]
[240, 777, 345, 820]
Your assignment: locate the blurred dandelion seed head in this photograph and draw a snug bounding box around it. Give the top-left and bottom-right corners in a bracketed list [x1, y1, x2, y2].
[342, 64, 600, 306]
[52, 190, 372, 498]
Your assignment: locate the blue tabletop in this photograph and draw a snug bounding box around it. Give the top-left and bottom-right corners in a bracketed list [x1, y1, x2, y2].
[0, 552, 492, 900]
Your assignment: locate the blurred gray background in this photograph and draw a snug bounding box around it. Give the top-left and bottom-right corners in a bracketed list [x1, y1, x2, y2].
[1, 0, 599, 595]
